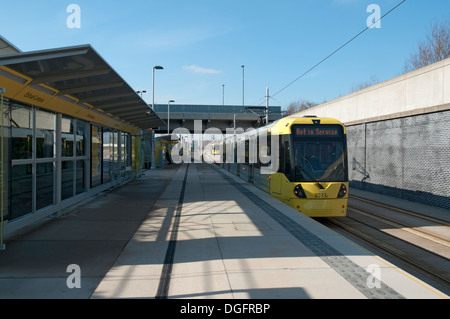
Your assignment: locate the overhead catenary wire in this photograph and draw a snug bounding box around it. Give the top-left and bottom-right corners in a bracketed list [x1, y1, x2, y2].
[263, 0, 407, 104]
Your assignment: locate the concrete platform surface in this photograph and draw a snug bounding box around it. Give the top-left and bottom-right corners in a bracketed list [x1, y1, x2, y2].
[0, 163, 447, 299]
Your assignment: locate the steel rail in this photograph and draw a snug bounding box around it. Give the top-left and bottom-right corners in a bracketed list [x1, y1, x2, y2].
[323, 215, 450, 291]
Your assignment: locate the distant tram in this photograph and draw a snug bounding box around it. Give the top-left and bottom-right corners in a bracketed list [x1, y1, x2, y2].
[211, 143, 221, 155]
[221, 116, 348, 217]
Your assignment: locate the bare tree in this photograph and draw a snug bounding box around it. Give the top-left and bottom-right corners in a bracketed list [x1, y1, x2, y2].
[285, 99, 318, 116]
[351, 75, 379, 93]
[403, 16, 450, 73]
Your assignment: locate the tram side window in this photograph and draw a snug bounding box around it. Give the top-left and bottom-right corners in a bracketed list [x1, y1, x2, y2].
[236, 138, 244, 164]
[249, 135, 257, 164]
[284, 141, 290, 175]
[259, 133, 271, 168]
[245, 139, 249, 164]
[255, 137, 260, 168]
[278, 137, 283, 173]
[279, 137, 291, 175]
[222, 141, 226, 162]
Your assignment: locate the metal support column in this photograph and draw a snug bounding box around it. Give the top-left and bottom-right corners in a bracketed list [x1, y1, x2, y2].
[1, 88, 5, 250]
[54, 114, 62, 217]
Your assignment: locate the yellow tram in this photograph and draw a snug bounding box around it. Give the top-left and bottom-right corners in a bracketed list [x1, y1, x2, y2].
[211, 143, 222, 155]
[221, 116, 348, 217]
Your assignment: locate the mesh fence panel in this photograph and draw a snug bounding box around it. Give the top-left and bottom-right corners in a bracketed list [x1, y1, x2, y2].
[346, 111, 450, 210]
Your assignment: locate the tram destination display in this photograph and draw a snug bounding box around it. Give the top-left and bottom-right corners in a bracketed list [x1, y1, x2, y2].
[293, 125, 342, 138]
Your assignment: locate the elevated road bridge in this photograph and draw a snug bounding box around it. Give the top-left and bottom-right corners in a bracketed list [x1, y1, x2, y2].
[153, 104, 283, 134]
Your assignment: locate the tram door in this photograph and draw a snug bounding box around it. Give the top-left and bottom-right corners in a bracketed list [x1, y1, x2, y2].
[271, 137, 290, 198]
[249, 164, 254, 183]
[270, 173, 282, 196]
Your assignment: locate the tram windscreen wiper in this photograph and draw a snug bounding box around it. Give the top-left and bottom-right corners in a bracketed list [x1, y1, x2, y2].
[295, 165, 325, 190]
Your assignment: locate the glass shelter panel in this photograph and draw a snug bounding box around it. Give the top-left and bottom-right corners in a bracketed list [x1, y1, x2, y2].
[11, 103, 33, 160]
[10, 164, 32, 219]
[36, 109, 55, 158]
[61, 116, 74, 157]
[61, 160, 74, 200]
[3, 97, 141, 223]
[112, 131, 118, 171]
[36, 162, 54, 210]
[76, 160, 85, 195]
[121, 132, 126, 170]
[91, 125, 102, 187]
[76, 120, 85, 156]
[102, 129, 111, 183]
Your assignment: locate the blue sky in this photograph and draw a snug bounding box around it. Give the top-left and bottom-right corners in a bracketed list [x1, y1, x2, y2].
[1, 0, 449, 110]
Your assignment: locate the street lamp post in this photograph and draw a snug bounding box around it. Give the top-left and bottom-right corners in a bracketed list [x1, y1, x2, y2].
[266, 87, 269, 125]
[241, 65, 245, 106]
[151, 66, 163, 170]
[168, 100, 175, 135]
[136, 90, 147, 98]
[152, 66, 164, 110]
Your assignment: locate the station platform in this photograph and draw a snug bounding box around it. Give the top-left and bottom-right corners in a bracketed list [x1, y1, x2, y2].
[0, 163, 447, 300]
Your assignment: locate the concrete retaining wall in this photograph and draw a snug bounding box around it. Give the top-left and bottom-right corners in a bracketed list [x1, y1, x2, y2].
[295, 58, 450, 210]
[347, 110, 450, 210]
[295, 57, 450, 124]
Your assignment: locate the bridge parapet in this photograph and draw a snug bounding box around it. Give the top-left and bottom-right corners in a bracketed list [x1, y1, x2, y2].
[153, 104, 283, 133]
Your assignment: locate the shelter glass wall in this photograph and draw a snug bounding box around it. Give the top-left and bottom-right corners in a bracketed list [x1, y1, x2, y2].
[91, 125, 102, 187]
[8, 102, 56, 220]
[102, 128, 112, 184]
[61, 115, 88, 200]
[11, 104, 32, 160]
[2, 98, 139, 223]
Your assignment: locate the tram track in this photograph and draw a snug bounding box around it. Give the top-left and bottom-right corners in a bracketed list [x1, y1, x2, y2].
[349, 195, 450, 230]
[349, 196, 450, 249]
[319, 195, 450, 295]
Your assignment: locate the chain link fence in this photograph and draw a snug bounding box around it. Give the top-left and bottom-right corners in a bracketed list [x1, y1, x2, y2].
[347, 110, 450, 210]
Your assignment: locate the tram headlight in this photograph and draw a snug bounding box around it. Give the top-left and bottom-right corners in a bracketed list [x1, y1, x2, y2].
[294, 184, 306, 198]
[337, 184, 347, 198]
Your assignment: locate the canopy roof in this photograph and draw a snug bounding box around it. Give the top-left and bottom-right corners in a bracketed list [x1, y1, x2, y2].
[0, 44, 164, 131]
[0, 35, 21, 55]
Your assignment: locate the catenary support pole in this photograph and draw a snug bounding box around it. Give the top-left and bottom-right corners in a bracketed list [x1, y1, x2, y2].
[266, 87, 269, 125]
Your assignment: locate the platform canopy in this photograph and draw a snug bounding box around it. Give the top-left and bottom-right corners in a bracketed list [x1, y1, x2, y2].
[0, 43, 165, 132]
[0, 35, 21, 55]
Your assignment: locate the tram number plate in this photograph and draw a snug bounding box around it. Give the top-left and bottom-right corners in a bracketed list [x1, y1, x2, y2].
[314, 193, 328, 198]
